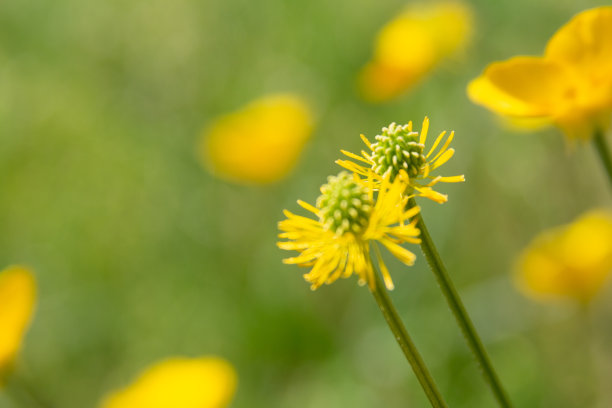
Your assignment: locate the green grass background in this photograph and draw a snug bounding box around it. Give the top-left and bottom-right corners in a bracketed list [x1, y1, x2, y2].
[1, 0, 611, 407]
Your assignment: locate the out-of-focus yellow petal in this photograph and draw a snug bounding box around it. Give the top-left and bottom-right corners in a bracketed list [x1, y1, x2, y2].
[359, 1, 472, 102]
[428, 2, 473, 56]
[358, 62, 419, 103]
[467, 57, 576, 118]
[101, 357, 237, 408]
[545, 7, 612, 80]
[560, 212, 612, 272]
[200, 94, 313, 184]
[0, 265, 37, 384]
[516, 211, 612, 304]
[469, 6, 612, 141]
[374, 16, 436, 71]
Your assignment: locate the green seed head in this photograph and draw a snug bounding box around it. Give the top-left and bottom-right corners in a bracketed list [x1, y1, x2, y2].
[316, 172, 372, 236]
[370, 122, 426, 181]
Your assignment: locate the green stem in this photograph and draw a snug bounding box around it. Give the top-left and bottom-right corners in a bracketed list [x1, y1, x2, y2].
[408, 198, 512, 408]
[593, 129, 612, 189]
[369, 262, 448, 408]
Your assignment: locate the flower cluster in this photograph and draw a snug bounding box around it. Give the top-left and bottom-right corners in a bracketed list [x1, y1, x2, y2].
[279, 118, 462, 290]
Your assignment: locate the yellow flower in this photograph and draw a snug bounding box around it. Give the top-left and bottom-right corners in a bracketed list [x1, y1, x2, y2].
[359, 2, 473, 102]
[468, 7, 612, 140]
[278, 171, 421, 290]
[100, 357, 237, 408]
[515, 211, 612, 304]
[336, 118, 464, 204]
[0, 265, 36, 385]
[199, 94, 313, 184]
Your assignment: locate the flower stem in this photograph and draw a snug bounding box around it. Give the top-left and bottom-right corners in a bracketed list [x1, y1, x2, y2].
[369, 263, 448, 408]
[408, 197, 512, 408]
[593, 129, 612, 189]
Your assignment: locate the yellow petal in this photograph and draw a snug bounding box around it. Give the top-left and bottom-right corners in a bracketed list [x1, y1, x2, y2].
[373, 244, 394, 290]
[100, 357, 237, 408]
[200, 94, 313, 184]
[0, 265, 36, 384]
[431, 148, 455, 170]
[515, 210, 612, 303]
[359, 2, 473, 102]
[379, 237, 416, 266]
[435, 175, 465, 183]
[545, 6, 612, 80]
[468, 56, 576, 118]
[375, 2, 472, 69]
[427, 2, 474, 57]
[413, 186, 448, 204]
[560, 211, 612, 272]
[374, 15, 436, 71]
[357, 61, 419, 103]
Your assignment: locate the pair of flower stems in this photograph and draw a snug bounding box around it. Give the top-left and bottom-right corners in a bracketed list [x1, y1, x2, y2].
[370, 196, 511, 408]
[374, 130, 612, 407]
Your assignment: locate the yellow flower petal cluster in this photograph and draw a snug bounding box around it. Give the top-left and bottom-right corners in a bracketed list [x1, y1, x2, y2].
[359, 2, 473, 102]
[468, 7, 612, 140]
[278, 171, 421, 290]
[100, 357, 237, 408]
[0, 265, 36, 385]
[516, 211, 612, 304]
[200, 94, 313, 184]
[337, 118, 464, 203]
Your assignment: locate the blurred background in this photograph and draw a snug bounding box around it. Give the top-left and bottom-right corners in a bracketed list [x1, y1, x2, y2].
[1, 0, 611, 407]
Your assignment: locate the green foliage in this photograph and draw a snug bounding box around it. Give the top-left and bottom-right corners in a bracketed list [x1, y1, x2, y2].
[0, 0, 609, 407]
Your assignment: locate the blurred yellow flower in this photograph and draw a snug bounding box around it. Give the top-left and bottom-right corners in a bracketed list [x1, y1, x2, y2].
[468, 7, 612, 140]
[278, 171, 421, 290]
[200, 94, 313, 184]
[359, 2, 473, 102]
[101, 357, 237, 408]
[336, 118, 464, 204]
[516, 211, 612, 304]
[0, 265, 36, 385]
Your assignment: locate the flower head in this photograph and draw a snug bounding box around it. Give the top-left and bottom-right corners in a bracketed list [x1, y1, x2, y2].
[100, 357, 237, 408]
[515, 211, 612, 304]
[200, 94, 313, 184]
[336, 118, 465, 203]
[278, 171, 421, 290]
[359, 2, 473, 102]
[0, 265, 36, 385]
[468, 6, 612, 140]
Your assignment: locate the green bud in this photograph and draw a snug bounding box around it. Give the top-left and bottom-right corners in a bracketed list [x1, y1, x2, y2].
[316, 172, 372, 236]
[370, 122, 426, 181]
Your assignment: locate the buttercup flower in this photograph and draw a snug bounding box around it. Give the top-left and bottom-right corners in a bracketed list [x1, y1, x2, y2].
[468, 7, 612, 140]
[278, 171, 421, 290]
[359, 2, 473, 102]
[516, 211, 612, 304]
[0, 265, 36, 385]
[100, 357, 237, 408]
[336, 118, 464, 203]
[200, 94, 313, 184]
